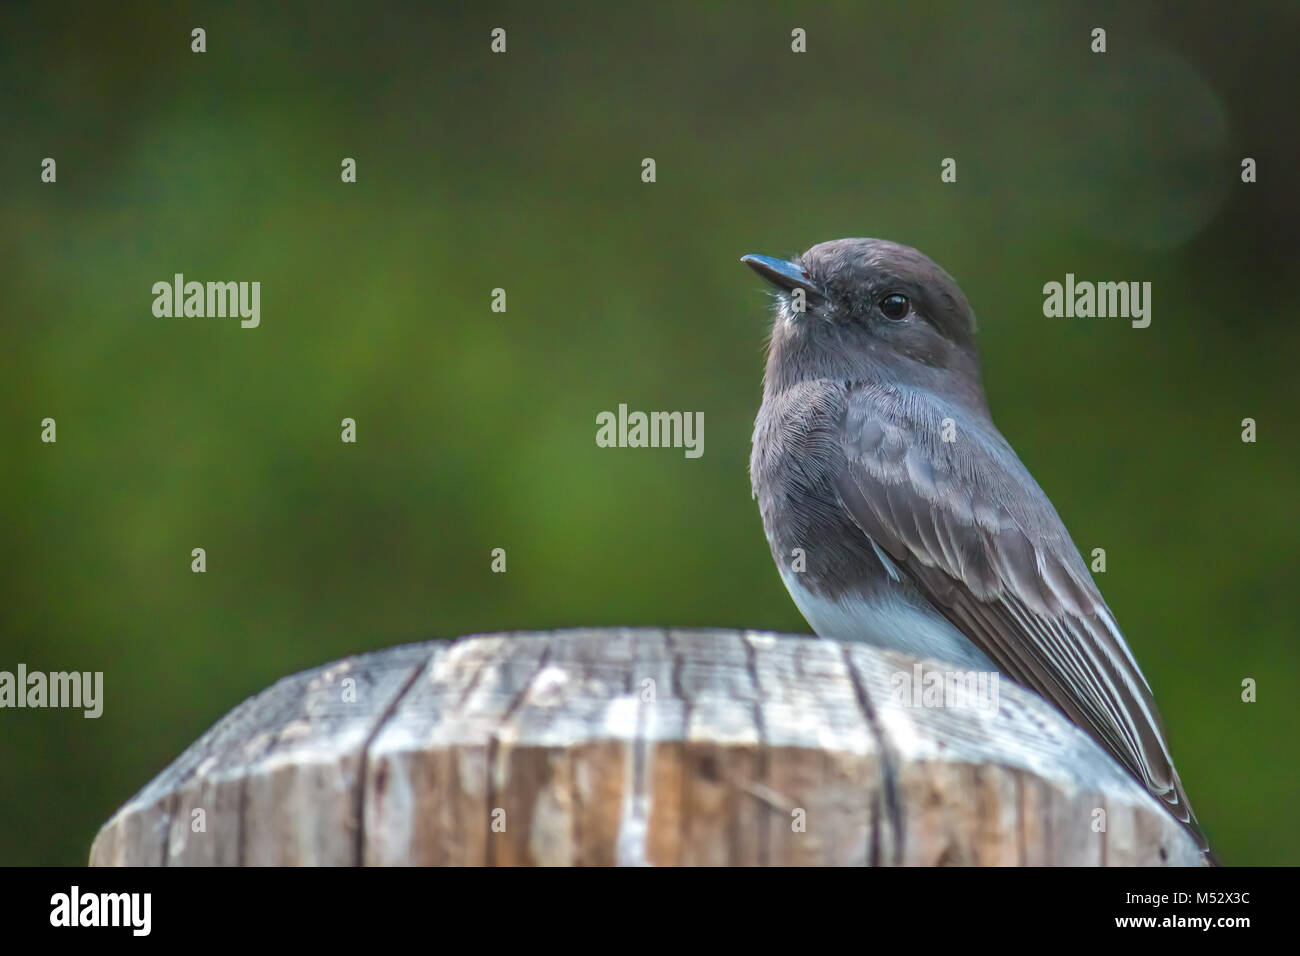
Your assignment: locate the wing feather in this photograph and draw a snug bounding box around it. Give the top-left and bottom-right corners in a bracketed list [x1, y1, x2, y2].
[836, 383, 1205, 847]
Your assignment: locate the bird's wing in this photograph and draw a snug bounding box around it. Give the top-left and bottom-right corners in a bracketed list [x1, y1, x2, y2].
[835, 382, 1205, 846]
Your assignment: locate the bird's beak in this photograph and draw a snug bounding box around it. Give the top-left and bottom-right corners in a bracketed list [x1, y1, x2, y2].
[741, 254, 826, 299]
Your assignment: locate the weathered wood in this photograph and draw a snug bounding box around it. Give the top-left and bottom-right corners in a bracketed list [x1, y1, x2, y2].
[89, 629, 1205, 866]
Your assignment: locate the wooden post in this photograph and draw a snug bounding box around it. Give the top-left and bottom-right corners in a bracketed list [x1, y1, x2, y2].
[89, 629, 1205, 866]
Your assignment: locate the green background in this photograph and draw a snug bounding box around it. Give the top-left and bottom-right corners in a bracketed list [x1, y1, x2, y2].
[2, 1, 1296, 866]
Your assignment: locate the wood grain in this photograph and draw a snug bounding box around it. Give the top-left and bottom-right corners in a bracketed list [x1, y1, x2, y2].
[89, 629, 1204, 866]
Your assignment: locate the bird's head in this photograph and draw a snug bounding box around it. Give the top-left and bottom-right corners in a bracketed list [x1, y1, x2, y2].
[742, 238, 984, 404]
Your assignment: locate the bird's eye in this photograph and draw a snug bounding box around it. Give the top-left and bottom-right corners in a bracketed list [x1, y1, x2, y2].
[879, 294, 910, 320]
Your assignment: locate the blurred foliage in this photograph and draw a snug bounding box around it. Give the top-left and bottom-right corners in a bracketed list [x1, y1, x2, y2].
[1, 0, 1297, 866]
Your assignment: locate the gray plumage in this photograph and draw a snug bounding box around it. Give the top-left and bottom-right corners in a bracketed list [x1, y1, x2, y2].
[745, 238, 1210, 855]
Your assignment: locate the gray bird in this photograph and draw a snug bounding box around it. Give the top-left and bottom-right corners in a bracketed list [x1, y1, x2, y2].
[743, 238, 1211, 857]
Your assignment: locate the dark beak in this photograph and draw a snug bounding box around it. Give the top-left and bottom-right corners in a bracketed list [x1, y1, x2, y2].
[741, 254, 825, 299]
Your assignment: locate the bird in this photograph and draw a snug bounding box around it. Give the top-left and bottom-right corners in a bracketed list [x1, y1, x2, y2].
[743, 237, 1212, 859]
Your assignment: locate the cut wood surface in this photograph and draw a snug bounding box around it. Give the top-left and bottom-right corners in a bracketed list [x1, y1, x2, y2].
[89, 629, 1205, 866]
